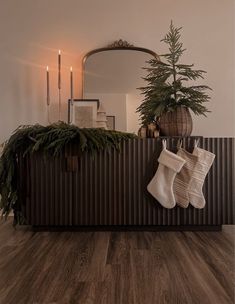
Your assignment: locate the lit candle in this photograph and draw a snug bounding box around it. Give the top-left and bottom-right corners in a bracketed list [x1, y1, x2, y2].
[70, 66, 74, 104]
[46, 66, 50, 106]
[58, 50, 61, 89]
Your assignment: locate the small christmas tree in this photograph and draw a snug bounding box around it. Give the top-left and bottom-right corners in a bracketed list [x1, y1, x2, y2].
[137, 21, 211, 126]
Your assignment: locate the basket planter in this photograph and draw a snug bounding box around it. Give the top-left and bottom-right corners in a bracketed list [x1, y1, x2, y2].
[159, 106, 193, 137]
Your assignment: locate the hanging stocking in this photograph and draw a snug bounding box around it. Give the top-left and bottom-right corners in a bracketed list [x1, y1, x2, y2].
[188, 140, 215, 209]
[147, 140, 186, 209]
[173, 143, 199, 208]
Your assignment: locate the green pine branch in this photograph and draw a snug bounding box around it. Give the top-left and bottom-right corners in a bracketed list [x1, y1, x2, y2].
[0, 122, 136, 225]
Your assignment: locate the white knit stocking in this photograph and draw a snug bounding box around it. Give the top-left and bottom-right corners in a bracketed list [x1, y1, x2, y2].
[147, 140, 186, 209]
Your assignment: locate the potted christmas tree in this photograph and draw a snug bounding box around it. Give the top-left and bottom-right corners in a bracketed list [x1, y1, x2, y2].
[137, 21, 211, 137]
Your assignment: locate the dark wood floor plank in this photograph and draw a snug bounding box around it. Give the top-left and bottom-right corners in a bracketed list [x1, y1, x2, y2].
[150, 232, 199, 304]
[167, 232, 233, 304]
[106, 263, 135, 304]
[0, 221, 234, 304]
[106, 232, 131, 265]
[136, 231, 154, 249]
[0, 233, 72, 303]
[75, 232, 110, 282]
[184, 231, 234, 299]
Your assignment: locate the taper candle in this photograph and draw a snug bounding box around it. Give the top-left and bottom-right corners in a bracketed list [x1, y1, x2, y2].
[58, 50, 61, 89]
[58, 50, 61, 120]
[46, 66, 50, 106]
[70, 66, 74, 104]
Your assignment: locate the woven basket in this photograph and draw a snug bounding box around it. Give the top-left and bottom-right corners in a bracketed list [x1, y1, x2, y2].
[159, 106, 193, 137]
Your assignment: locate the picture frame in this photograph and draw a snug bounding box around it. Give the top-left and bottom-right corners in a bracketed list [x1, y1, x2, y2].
[106, 115, 115, 130]
[68, 99, 100, 128]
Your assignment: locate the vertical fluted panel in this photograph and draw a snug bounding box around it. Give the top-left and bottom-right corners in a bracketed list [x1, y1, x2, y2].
[21, 137, 234, 226]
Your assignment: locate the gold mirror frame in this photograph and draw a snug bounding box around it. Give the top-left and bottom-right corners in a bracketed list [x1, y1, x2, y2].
[82, 39, 160, 97]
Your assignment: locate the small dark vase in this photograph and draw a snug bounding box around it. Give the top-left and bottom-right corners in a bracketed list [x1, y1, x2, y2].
[159, 106, 193, 137]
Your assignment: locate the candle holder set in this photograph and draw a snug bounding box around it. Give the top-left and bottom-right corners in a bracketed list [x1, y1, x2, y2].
[46, 50, 74, 124]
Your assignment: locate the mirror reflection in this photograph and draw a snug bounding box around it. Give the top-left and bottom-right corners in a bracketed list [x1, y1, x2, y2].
[83, 48, 156, 134]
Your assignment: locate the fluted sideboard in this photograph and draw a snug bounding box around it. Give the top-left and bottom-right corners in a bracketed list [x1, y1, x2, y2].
[18, 137, 234, 230]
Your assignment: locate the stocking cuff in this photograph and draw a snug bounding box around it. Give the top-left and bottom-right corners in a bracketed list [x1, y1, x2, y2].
[193, 147, 215, 167]
[158, 149, 186, 173]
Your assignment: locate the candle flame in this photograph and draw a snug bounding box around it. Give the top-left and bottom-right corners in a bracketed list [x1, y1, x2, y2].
[70, 66, 73, 72]
[59, 50, 61, 55]
[46, 66, 49, 71]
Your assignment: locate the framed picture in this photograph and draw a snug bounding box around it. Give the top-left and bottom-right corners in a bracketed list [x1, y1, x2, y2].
[68, 99, 100, 127]
[106, 115, 115, 130]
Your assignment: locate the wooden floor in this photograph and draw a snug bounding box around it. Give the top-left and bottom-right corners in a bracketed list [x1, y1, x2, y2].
[0, 221, 234, 304]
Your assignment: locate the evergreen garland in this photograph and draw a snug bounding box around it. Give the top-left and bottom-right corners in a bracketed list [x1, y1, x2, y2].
[137, 21, 211, 125]
[0, 122, 136, 224]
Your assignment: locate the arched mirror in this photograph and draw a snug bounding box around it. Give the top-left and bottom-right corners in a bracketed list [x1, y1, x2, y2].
[82, 40, 159, 134]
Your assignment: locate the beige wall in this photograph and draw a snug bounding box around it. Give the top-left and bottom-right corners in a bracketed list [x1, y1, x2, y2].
[0, 0, 234, 143]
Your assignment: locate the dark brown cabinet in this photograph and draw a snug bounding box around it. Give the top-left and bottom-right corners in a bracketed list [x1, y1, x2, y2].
[19, 137, 234, 229]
